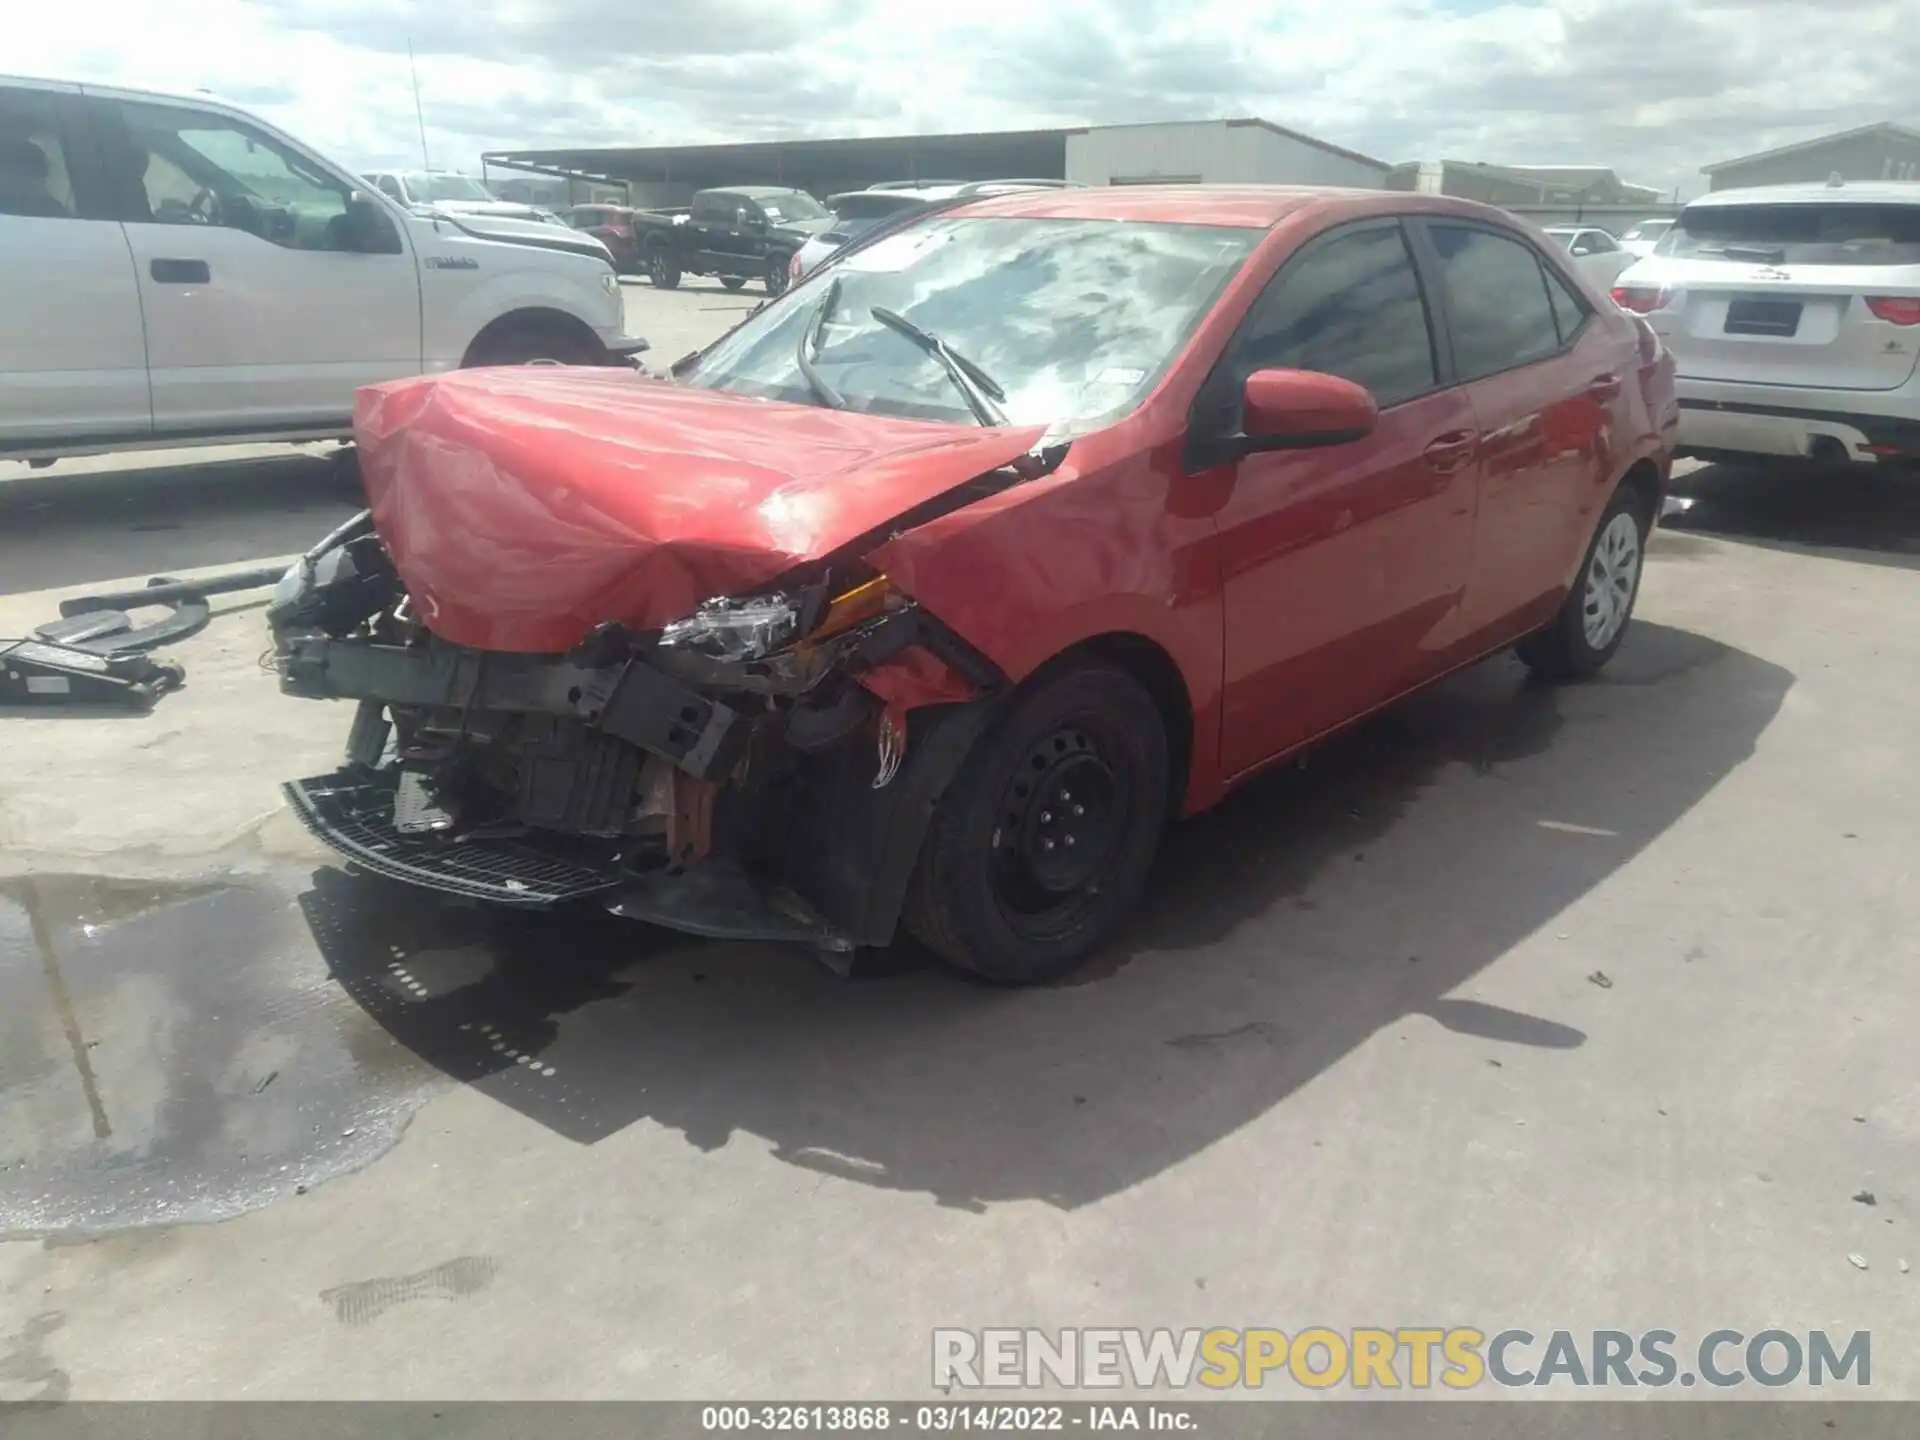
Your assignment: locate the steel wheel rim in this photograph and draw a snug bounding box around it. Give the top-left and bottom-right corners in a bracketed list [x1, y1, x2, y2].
[1582, 511, 1641, 650]
[647, 250, 670, 283]
[766, 258, 789, 295]
[989, 723, 1130, 940]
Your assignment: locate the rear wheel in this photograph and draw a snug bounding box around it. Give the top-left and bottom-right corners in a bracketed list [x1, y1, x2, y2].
[1517, 485, 1650, 679]
[905, 662, 1169, 985]
[764, 255, 791, 296]
[646, 245, 681, 289]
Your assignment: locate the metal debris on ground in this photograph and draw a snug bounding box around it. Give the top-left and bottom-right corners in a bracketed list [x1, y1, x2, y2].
[1587, 970, 1614, 989]
[1847, 1254, 1869, 1270]
[1853, 1190, 1877, 1206]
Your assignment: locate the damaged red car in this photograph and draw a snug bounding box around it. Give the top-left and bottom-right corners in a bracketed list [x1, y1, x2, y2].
[271, 186, 1678, 984]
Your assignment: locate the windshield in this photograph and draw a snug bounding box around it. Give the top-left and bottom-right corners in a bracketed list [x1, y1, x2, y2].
[1656, 203, 1920, 265]
[685, 216, 1258, 435]
[416, 174, 496, 203]
[758, 191, 828, 223]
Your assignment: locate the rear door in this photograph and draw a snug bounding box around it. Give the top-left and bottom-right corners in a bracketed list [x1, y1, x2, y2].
[89, 90, 422, 434]
[1649, 199, 1920, 391]
[1416, 220, 1626, 639]
[690, 191, 738, 268]
[0, 80, 149, 450]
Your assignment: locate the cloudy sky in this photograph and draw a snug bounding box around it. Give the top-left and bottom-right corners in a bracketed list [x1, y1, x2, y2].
[12, 0, 1917, 194]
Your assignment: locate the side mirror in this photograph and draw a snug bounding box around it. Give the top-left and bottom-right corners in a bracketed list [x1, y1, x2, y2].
[1240, 368, 1378, 451]
[343, 191, 402, 254]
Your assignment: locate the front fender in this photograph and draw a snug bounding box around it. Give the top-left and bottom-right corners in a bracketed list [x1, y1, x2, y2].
[421, 249, 623, 369]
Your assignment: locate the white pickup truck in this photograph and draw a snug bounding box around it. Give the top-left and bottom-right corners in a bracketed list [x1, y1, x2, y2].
[0, 75, 647, 465]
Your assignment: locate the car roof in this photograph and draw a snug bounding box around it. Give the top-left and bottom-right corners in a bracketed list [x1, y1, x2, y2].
[727, 185, 810, 199]
[1686, 180, 1920, 210]
[952, 184, 1514, 230]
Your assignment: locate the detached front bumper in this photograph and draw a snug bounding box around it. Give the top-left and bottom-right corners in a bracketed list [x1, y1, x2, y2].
[600, 335, 652, 368]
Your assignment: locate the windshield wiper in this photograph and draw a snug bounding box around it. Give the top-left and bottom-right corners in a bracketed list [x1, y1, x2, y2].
[1698, 243, 1788, 263]
[794, 275, 847, 410]
[868, 306, 1008, 426]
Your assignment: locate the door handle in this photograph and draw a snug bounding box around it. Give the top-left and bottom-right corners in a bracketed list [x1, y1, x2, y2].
[1421, 430, 1478, 474]
[151, 258, 211, 284]
[1586, 372, 1623, 402]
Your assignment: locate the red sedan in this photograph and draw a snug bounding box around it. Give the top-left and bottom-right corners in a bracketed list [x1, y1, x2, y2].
[273, 185, 1678, 985]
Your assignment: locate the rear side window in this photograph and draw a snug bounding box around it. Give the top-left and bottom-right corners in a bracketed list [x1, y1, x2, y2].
[1231, 225, 1439, 408]
[1543, 265, 1590, 345]
[1657, 202, 1920, 266]
[1429, 225, 1563, 380]
[0, 86, 79, 219]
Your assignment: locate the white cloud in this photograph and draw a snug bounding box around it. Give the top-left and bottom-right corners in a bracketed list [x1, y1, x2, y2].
[11, 0, 1918, 192]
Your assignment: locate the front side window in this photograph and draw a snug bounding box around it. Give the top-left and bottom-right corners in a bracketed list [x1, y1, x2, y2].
[0, 86, 78, 219]
[1428, 224, 1564, 380]
[1655, 202, 1920, 266]
[686, 216, 1259, 435]
[109, 100, 356, 251]
[692, 194, 731, 222]
[1230, 225, 1438, 409]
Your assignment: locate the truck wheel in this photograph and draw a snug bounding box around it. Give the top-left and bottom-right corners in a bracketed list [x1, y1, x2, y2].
[646, 246, 681, 289]
[720, 276, 747, 291]
[905, 662, 1169, 986]
[764, 256, 791, 296]
[1517, 484, 1650, 680]
[463, 321, 599, 368]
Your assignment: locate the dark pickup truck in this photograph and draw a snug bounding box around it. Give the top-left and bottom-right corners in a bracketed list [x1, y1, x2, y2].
[635, 186, 832, 295]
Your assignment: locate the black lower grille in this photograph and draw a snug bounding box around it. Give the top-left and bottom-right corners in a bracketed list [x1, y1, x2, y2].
[284, 770, 622, 907]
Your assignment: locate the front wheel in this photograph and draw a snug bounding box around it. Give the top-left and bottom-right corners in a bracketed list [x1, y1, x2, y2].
[646, 246, 681, 289]
[1517, 485, 1649, 679]
[463, 321, 598, 368]
[905, 662, 1169, 985]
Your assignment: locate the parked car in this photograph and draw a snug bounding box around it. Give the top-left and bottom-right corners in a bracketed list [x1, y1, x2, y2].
[0, 76, 643, 466]
[1611, 180, 1920, 466]
[273, 185, 1675, 985]
[1618, 217, 1675, 259]
[634, 186, 832, 294]
[1543, 225, 1635, 286]
[792, 180, 1080, 282]
[362, 168, 561, 227]
[563, 202, 640, 273]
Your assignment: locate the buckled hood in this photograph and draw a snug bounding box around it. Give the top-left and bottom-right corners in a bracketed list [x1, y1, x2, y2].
[354, 368, 1047, 653]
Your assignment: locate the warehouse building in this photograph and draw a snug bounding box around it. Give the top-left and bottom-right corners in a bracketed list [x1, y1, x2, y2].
[1703, 121, 1920, 191]
[483, 117, 1390, 208]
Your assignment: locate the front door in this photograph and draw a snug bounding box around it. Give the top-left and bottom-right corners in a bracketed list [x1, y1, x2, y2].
[0, 82, 149, 450]
[88, 92, 421, 434]
[1201, 220, 1480, 778]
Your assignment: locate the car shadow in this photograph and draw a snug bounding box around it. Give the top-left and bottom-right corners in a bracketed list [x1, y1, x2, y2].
[298, 621, 1790, 1211]
[1666, 459, 1920, 569]
[0, 450, 362, 598]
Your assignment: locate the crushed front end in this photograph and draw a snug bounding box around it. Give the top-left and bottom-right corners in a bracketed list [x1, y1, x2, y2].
[269, 514, 1004, 954]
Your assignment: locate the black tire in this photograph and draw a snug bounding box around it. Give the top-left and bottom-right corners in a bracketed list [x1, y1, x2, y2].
[765, 255, 791, 296]
[905, 662, 1169, 985]
[720, 276, 747, 291]
[463, 321, 598, 368]
[1517, 484, 1651, 679]
[646, 245, 681, 289]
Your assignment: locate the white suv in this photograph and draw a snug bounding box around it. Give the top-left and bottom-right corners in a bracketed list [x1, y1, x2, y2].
[1610, 180, 1920, 467]
[361, 168, 562, 227]
[0, 76, 647, 466]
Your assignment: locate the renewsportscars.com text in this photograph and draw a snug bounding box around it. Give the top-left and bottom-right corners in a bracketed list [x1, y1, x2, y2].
[932, 1327, 1871, 1391]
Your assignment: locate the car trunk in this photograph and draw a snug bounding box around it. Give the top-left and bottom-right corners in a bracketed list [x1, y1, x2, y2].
[1655, 258, 1920, 391]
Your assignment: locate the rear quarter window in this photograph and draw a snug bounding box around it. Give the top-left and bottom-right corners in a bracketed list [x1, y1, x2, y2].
[1659, 202, 1920, 266]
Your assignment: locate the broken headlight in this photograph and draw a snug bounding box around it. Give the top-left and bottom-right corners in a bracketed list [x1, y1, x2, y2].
[658, 595, 800, 661]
